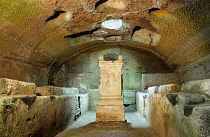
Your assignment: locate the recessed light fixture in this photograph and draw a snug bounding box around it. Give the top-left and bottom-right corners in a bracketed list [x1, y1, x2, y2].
[101, 19, 123, 30]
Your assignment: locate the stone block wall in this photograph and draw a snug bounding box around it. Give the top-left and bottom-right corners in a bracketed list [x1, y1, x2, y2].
[54, 48, 172, 93]
[136, 79, 210, 137]
[142, 73, 181, 90]
[0, 78, 89, 137]
[53, 48, 174, 112]
[176, 55, 210, 83]
[0, 58, 49, 87]
[181, 79, 210, 97]
[123, 90, 137, 111]
[87, 89, 100, 111]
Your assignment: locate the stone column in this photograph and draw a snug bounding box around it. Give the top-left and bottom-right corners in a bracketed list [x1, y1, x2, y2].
[96, 55, 125, 122]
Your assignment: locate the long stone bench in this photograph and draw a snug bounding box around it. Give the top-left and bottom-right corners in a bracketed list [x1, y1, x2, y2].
[0, 96, 76, 137]
[36, 86, 79, 96]
[181, 79, 210, 97]
[136, 84, 181, 122]
[0, 78, 89, 137]
[0, 78, 36, 95]
[149, 93, 210, 137]
[136, 80, 210, 137]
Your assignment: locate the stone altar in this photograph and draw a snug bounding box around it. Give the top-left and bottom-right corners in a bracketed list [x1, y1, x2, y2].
[96, 55, 125, 122]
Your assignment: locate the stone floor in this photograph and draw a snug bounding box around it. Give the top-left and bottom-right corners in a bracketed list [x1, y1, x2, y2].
[55, 111, 160, 137]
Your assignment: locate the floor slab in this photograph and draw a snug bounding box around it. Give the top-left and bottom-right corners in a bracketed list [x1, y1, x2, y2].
[55, 111, 160, 137]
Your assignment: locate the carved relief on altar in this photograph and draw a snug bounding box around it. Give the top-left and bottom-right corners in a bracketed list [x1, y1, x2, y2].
[100, 70, 120, 96]
[98, 55, 123, 97]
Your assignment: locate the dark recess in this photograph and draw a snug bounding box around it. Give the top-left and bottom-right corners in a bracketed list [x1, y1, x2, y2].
[64, 28, 99, 38]
[95, 0, 108, 9]
[166, 94, 178, 106]
[21, 96, 37, 110]
[184, 105, 194, 117]
[104, 53, 119, 61]
[50, 96, 56, 100]
[124, 104, 130, 107]
[26, 118, 31, 122]
[132, 26, 142, 36]
[46, 10, 66, 22]
[149, 8, 160, 13]
[133, 26, 142, 31]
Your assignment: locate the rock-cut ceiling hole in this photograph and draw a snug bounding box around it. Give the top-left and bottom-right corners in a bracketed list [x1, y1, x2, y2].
[64, 28, 98, 39]
[101, 19, 123, 30]
[95, 0, 108, 9]
[46, 10, 66, 22]
[132, 26, 142, 36]
[148, 8, 160, 13]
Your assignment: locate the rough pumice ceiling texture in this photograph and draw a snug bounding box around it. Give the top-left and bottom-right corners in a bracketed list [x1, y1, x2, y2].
[0, 0, 209, 69]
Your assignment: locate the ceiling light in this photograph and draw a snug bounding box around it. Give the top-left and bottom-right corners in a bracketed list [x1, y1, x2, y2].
[101, 19, 123, 30]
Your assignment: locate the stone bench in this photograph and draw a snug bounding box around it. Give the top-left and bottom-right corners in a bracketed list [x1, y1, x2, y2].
[0, 78, 36, 95]
[149, 93, 210, 137]
[0, 78, 89, 137]
[157, 84, 181, 93]
[181, 79, 210, 97]
[144, 84, 181, 94]
[146, 86, 158, 94]
[136, 92, 150, 119]
[136, 79, 210, 137]
[36, 86, 79, 96]
[0, 95, 81, 137]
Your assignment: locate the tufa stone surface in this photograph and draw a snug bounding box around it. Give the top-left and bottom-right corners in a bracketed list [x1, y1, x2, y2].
[142, 73, 181, 90]
[0, 58, 49, 87]
[181, 79, 210, 97]
[132, 29, 161, 46]
[136, 92, 151, 120]
[157, 84, 181, 93]
[137, 88, 210, 137]
[0, 94, 89, 137]
[176, 55, 210, 83]
[36, 86, 79, 96]
[0, 1, 209, 83]
[146, 86, 158, 94]
[0, 78, 36, 95]
[149, 93, 210, 137]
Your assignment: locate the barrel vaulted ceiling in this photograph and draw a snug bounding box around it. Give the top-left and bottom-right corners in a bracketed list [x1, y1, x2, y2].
[0, 0, 209, 70]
